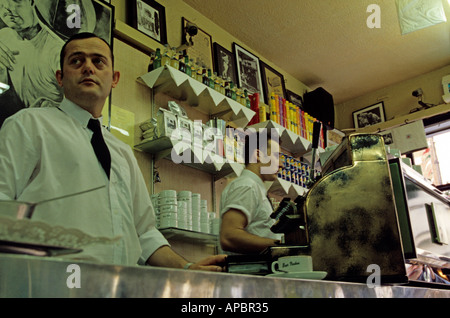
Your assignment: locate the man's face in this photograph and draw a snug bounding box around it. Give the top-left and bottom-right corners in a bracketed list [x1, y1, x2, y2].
[259, 138, 282, 182]
[0, 0, 35, 31]
[56, 37, 119, 116]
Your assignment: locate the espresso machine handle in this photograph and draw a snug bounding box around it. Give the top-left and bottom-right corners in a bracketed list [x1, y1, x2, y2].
[307, 121, 322, 187]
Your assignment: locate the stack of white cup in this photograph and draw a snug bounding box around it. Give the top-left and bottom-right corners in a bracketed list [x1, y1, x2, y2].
[158, 190, 177, 228]
[191, 193, 201, 232]
[177, 191, 192, 231]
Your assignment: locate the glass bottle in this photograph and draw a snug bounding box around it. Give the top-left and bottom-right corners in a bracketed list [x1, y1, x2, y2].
[184, 56, 191, 76]
[214, 72, 221, 92]
[244, 89, 251, 108]
[153, 48, 161, 69]
[208, 69, 215, 89]
[190, 58, 196, 79]
[170, 47, 179, 69]
[148, 51, 155, 72]
[230, 82, 237, 101]
[161, 45, 170, 66]
[225, 79, 232, 99]
[178, 52, 185, 73]
[202, 67, 209, 86]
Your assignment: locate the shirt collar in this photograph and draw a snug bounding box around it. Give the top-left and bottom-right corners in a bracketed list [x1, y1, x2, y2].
[242, 169, 266, 193]
[58, 98, 103, 128]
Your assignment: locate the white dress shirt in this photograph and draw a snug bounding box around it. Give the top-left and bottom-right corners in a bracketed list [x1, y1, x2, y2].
[0, 98, 169, 265]
[219, 169, 282, 254]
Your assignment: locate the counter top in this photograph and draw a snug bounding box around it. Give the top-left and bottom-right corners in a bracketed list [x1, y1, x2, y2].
[0, 253, 449, 298]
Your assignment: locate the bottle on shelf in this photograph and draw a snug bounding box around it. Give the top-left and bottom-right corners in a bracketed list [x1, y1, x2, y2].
[196, 59, 203, 82]
[213, 72, 221, 92]
[270, 92, 278, 123]
[170, 47, 179, 69]
[148, 51, 156, 72]
[161, 44, 171, 66]
[184, 55, 191, 76]
[225, 78, 232, 99]
[178, 52, 185, 73]
[202, 66, 209, 86]
[220, 75, 226, 95]
[244, 89, 251, 108]
[230, 81, 237, 101]
[152, 48, 161, 70]
[208, 69, 215, 89]
[190, 58, 196, 79]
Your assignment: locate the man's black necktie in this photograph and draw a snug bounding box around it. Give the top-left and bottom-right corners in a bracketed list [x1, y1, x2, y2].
[88, 119, 111, 179]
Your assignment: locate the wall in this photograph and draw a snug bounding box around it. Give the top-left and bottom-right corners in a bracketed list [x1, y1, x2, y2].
[335, 65, 450, 130]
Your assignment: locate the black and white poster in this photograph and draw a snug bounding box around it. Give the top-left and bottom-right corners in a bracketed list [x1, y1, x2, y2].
[0, 0, 113, 127]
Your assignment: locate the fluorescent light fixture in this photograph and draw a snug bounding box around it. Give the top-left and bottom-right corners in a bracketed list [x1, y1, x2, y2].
[396, 0, 447, 35]
[0, 82, 10, 95]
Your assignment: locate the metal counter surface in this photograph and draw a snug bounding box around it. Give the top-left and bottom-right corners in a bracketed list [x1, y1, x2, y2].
[0, 253, 449, 298]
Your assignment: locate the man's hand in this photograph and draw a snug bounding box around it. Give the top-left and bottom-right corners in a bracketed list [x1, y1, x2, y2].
[0, 41, 18, 71]
[188, 254, 227, 272]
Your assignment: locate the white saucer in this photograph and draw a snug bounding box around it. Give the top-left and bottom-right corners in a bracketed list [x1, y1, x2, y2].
[266, 271, 327, 280]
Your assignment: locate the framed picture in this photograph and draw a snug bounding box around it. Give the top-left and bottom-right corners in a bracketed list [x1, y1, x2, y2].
[182, 18, 213, 71]
[286, 90, 304, 109]
[0, 0, 114, 128]
[260, 61, 286, 104]
[213, 42, 237, 85]
[327, 128, 345, 147]
[353, 102, 386, 129]
[128, 0, 167, 45]
[232, 43, 264, 103]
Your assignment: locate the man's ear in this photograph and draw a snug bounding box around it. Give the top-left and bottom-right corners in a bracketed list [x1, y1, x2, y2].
[55, 70, 63, 87]
[112, 71, 120, 88]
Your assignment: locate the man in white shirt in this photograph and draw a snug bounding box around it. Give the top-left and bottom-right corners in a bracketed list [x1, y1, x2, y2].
[0, 32, 225, 270]
[219, 129, 283, 254]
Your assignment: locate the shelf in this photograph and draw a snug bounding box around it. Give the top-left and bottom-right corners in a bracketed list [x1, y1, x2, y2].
[265, 178, 308, 199]
[247, 120, 316, 157]
[138, 66, 256, 128]
[134, 136, 245, 178]
[159, 227, 218, 246]
[356, 103, 450, 134]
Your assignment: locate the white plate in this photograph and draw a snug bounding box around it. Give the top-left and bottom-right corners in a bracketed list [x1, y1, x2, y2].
[266, 271, 327, 280]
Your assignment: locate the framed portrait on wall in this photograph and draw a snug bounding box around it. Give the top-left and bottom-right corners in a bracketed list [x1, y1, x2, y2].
[233, 43, 264, 103]
[213, 42, 237, 85]
[127, 0, 167, 45]
[286, 90, 304, 109]
[353, 101, 386, 129]
[259, 61, 286, 104]
[0, 0, 114, 128]
[182, 18, 213, 71]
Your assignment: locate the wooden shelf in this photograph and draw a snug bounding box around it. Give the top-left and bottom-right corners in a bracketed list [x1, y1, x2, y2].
[356, 103, 450, 134]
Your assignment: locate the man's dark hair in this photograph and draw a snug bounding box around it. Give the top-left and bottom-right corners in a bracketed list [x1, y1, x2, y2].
[244, 128, 278, 165]
[59, 32, 114, 76]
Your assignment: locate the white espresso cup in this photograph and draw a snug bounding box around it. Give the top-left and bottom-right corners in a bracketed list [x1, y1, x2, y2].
[271, 256, 313, 273]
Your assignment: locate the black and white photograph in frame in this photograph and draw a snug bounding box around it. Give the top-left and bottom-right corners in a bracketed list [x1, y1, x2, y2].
[232, 43, 264, 103]
[0, 0, 114, 128]
[213, 42, 237, 86]
[128, 0, 167, 44]
[353, 101, 386, 129]
[286, 90, 303, 108]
